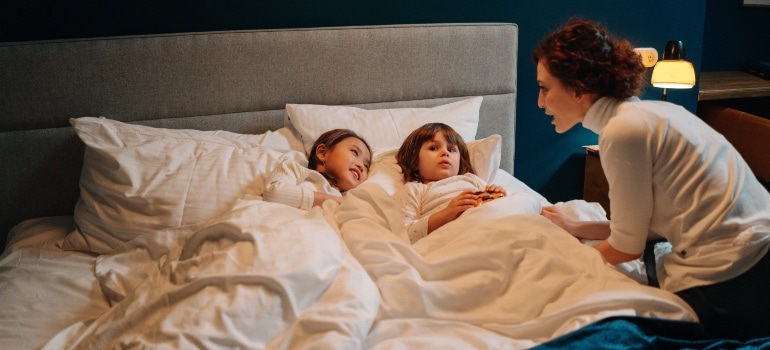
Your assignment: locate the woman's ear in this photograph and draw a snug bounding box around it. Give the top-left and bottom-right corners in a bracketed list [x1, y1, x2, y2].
[574, 91, 599, 107]
[573, 89, 585, 102]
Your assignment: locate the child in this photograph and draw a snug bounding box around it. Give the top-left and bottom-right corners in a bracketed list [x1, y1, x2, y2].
[263, 128, 372, 210]
[396, 123, 506, 243]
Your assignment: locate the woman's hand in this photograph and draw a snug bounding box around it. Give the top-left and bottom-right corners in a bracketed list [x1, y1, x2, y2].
[541, 206, 612, 240]
[541, 206, 575, 235]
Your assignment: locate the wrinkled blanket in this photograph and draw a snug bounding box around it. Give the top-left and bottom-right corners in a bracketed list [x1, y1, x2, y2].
[43, 184, 696, 349]
[337, 184, 696, 348]
[44, 197, 378, 350]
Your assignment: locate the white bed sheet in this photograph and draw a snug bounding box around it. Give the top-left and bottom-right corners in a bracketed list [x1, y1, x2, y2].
[0, 170, 695, 350]
[0, 217, 110, 350]
[38, 197, 378, 349]
[335, 179, 696, 348]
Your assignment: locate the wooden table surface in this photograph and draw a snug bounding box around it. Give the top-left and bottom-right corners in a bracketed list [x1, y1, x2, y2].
[698, 71, 770, 101]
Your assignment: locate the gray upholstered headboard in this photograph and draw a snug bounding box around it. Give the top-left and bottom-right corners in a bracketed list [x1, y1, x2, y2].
[0, 23, 518, 251]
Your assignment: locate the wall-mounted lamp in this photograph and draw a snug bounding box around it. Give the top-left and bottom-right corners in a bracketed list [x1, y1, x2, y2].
[650, 40, 696, 101]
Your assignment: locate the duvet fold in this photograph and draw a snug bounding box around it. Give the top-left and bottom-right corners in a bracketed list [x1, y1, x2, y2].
[336, 184, 696, 348]
[43, 183, 696, 350]
[43, 197, 379, 350]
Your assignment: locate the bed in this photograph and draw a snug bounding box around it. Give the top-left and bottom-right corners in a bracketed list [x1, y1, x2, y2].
[0, 23, 713, 349]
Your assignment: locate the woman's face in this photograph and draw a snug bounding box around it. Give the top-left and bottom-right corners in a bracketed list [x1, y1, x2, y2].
[536, 60, 587, 133]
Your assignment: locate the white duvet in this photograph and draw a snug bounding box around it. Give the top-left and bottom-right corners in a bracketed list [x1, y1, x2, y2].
[339, 184, 695, 348]
[44, 198, 379, 350]
[42, 178, 696, 349]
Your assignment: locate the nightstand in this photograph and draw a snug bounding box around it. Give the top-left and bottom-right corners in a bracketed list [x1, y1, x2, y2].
[583, 145, 611, 218]
[698, 71, 770, 101]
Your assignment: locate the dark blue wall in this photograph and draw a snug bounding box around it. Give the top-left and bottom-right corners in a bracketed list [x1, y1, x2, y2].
[702, 0, 770, 71]
[700, 1, 770, 119]
[503, 2, 704, 201]
[2, 1, 712, 203]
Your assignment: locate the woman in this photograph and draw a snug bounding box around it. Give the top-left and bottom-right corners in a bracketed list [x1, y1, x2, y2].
[533, 18, 770, 340]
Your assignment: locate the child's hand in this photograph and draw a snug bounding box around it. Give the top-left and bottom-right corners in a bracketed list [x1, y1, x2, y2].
[427, 190, 477, 233]
[331, 196, 345, 205]
[484, 184, 506, 197]
[313, 192, 344, 207]
[446, 189, 479, 215]
[475, 184, 506, 205]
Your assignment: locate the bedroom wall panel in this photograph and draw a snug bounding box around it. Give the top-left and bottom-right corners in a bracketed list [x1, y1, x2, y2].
[0, 23, 518, 252]
[1, 0, 710, 217]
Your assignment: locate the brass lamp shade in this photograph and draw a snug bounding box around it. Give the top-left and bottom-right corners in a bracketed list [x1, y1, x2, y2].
[650, 40, 696, 100]
[651, 60, 696, 88]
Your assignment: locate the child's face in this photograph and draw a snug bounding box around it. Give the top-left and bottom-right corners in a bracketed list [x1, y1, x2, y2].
[317, 137, 371, 192]
[417, 131, 461, 183]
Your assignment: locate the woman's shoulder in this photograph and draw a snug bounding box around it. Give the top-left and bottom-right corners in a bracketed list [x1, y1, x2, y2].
[606, 101, 659, 134]
[616, 99, 690, 119]
[611, 99, 695, 136]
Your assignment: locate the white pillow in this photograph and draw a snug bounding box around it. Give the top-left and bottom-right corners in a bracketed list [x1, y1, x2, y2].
[64, 117, 305, 254]
[364, 134, 502, 196]
[467, 134, 501, 184]
[285, 97, 482, 155]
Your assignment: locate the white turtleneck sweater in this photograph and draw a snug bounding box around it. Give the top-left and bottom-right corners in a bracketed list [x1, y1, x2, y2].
[582, 96, 770, 293]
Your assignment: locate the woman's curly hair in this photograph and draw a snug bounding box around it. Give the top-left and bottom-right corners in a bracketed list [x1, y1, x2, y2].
[532, 19, 646, 99]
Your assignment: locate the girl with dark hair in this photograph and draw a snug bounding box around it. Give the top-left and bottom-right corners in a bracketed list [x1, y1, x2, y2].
[534, 19, 770, 340]
[263, 128, 371, 209]
[396, 123, 508, 243]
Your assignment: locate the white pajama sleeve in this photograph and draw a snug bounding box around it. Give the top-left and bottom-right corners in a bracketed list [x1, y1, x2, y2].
[263, 160, 315, 210]
[398, 185, 429, 243]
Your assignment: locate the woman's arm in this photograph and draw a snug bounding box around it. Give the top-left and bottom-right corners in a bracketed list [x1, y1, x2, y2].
[541, 206, 611, 240]
[594, 239, 642, 264]
[542, 206, 653, 264]
[599, 109, 656, 257]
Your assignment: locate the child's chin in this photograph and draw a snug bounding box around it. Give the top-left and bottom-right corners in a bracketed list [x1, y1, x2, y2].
[338, 181, 358, 192]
